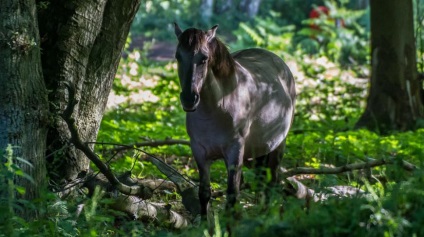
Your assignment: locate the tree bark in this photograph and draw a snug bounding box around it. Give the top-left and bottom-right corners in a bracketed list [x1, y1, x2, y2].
[0, 0, 49, 217]
[0, 0, 141, 219]
[37, 0, 141, 183]
[356, 0, 424, 132]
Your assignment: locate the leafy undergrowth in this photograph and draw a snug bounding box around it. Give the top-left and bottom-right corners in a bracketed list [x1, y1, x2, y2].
[1, 46, 423, 236]
[92, 48, 424, 236]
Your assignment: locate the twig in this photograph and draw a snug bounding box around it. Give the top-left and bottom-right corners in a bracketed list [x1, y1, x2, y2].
[109, 139, 190, 153]
[86, 141, 196, 190]
[281, 157, 416, 179]
[60, 82, 153, 199]
[365, 157, 416, 171]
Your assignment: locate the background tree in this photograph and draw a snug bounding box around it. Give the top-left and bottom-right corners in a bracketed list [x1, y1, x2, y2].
[356, 0, 424, 132]
[0, 0, 141, 218]
[238, 0, 262, 19]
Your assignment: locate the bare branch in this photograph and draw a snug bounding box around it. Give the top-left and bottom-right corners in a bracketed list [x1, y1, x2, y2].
[110, 139, 190, 153]
[281, 157, 417, 179]
[143, 151, 200, 216]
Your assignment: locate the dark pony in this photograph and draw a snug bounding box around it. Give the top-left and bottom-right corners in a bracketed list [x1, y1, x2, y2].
[174, 23, 296, 219]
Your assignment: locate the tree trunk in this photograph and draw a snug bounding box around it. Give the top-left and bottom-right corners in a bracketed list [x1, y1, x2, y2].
[238, 0, 262, 19]
[215, 0, 233, 14]
[356, 0, 424, 132]
[38, 0, 141, 184]
[200, 0, 214, 24]
[0, 0, 140, 219]
[0, 0, 49, 217]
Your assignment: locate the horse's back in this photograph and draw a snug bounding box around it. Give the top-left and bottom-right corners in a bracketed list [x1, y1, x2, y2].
[232, 48, 296, 157]
[232, 47, 295, 101]
[232, 48, 295, 96]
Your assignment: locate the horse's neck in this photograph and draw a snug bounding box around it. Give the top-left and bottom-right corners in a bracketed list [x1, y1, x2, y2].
[209, 39, 235, 79]
[198, 42, 237, 113]
[198, 68, 237, 112]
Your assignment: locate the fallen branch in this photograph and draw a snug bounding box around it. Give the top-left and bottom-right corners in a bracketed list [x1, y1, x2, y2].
[80, 171, 189, 229]
[111, 195, 189, 229]
[145, 151, 200, 216]
[284, 177, 366, 202]
[366, 157, 416, 171]
[281, 157, 416, 179]
[83, 172, 176, 196]
[80, 142, 201, 216]
[110, 139, 190, 153]
[61, 82, 153, 199]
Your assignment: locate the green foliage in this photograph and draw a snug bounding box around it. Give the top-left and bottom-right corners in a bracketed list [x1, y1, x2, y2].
[5, 1, 424, 236]
[131, 0, 201, 39]
[294, 1, 370, 67]
[264, 0, 325, 27]
[97, 49, 192, 179]
[89, 39, 424, 235]
[0, 149, 148, 236]
[230, 12, 295, 55]
[416, 0, 424, 75]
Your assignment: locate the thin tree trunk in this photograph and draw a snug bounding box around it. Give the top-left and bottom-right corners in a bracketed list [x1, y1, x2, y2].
[356, 0, 424, 132]
[38, 0, 141, 184]
[215, 0, 233, 14]
[239, 0, 262, 19]
[0, 0, 49, 217]
[200, 0, 214, 24]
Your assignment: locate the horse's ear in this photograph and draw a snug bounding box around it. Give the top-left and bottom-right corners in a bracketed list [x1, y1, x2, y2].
[206, 25, 218, 42]
[174, 22, 182, 38]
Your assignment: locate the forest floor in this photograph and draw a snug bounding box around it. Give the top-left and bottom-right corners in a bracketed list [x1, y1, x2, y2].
[130, 36, 176, 61]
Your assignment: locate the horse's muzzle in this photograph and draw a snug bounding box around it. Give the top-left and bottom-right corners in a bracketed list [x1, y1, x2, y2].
[180, 92, 200, 112]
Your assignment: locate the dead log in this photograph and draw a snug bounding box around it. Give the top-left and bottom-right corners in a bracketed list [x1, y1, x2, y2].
[111, 195, 189, 229]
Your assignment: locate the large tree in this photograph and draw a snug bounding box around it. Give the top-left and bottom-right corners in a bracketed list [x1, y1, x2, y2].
[0, 0, 141, 217]
[0, 0, 49, 211]
[356, 0, 424, 132]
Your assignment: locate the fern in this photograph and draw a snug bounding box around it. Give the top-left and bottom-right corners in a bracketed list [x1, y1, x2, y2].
[240, 22, 265, 46]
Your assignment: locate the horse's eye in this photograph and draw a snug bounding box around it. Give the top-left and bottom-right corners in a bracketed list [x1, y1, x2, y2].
[200, 56, 208, 65]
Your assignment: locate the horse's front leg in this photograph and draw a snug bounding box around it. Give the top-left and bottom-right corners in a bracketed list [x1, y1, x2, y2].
[191, 141, 212, 220]
[193, 154, 212, 220]
[224, 143, 244, 210]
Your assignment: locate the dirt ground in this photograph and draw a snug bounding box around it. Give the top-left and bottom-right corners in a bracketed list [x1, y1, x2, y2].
[129, 36, 176, 61]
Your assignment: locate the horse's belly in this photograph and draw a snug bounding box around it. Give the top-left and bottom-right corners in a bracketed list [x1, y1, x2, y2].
[186, 112, 238, 158]
[244, 103, 293, 158]
[187, 95, 294, 159]
[243, 126, 286, 158]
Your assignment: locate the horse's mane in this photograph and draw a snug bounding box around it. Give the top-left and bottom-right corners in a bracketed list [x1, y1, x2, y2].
[178, 28, 235, 79]
[208, 37, 235, 78]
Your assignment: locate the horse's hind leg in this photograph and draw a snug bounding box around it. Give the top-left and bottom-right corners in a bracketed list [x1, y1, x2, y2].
[254, 141, 285, 184]
[268, 140, 286, 184]
[254, 141, 285, 202]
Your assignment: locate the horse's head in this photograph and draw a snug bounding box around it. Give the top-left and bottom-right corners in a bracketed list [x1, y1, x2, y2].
[174, 23, 218, 112]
